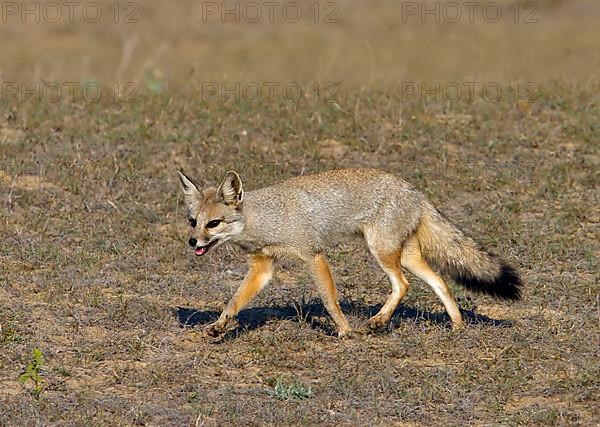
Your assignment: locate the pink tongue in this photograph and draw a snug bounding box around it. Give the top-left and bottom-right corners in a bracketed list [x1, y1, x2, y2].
[195, 247, 207, 256]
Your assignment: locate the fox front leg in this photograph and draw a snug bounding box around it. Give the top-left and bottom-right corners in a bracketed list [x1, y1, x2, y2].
[308, 253, 353, 338]
[206, 254, 273, 337]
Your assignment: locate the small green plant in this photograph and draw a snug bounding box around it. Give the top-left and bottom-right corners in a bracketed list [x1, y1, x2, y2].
[268, 377, 313, 400]
[187, 391, 201, 403]
[144, 69, 164, 94]
[19, 348, 45, 399]
[1, 323, 24, 345]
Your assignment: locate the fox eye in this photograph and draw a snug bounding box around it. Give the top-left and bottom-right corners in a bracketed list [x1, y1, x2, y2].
[206, 219, 222, 229]
[189, 218, 197, 228]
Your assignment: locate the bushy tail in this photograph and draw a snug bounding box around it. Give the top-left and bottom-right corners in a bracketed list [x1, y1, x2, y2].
[415, 206, 522, 300]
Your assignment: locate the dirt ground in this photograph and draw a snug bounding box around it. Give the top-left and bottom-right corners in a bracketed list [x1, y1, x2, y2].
[0, 0, 599, 425]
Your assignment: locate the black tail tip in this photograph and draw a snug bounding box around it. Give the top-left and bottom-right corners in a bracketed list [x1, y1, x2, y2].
[456, 264, 522, 300]
[495, 264, 522, 300]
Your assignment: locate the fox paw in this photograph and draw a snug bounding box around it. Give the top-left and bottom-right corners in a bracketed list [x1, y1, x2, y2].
[206, 318, 238, 338]
[338, 328, 354, 339]
[206, 321, 233, 337]
[206, 322, 225, 338]
[451, 321, 465, 331]
[366, 315, 389, 330]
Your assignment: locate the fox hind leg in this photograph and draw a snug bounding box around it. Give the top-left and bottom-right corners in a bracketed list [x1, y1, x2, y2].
[365, 243, 410, 329]
[402, 234, 464, 329]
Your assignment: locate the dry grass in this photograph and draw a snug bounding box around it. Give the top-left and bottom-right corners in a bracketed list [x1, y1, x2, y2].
[1, 1, 599, 425]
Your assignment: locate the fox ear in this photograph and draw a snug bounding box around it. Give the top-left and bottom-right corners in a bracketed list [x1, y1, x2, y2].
[177, 170, 200, 195]
[217, 170, 243, 206]
[177, 171, 200, 210]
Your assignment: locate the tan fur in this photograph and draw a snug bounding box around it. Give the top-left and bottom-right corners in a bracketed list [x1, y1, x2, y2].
[366, 249, 410, 329]
[415, 209, 500, 282]
[178, 168, 521, 337]
[402, 234, 464, 328]
[310, 254, 352, 336]
[206, 254, 272, 337]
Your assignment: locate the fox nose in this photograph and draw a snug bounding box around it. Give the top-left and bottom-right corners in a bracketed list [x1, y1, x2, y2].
[188, 238, 197, 247]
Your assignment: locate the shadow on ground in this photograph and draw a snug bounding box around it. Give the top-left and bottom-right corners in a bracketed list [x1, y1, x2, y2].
[175, 300, 513, 339]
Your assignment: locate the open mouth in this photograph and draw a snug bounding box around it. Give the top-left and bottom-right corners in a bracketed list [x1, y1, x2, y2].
[194, 239, 218, 256]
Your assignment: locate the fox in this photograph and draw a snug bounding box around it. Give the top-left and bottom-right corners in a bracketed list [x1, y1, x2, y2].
[177, 168, 522, 338]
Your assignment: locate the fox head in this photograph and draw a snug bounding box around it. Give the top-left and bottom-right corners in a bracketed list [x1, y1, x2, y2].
[177, 170, 245, 256]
